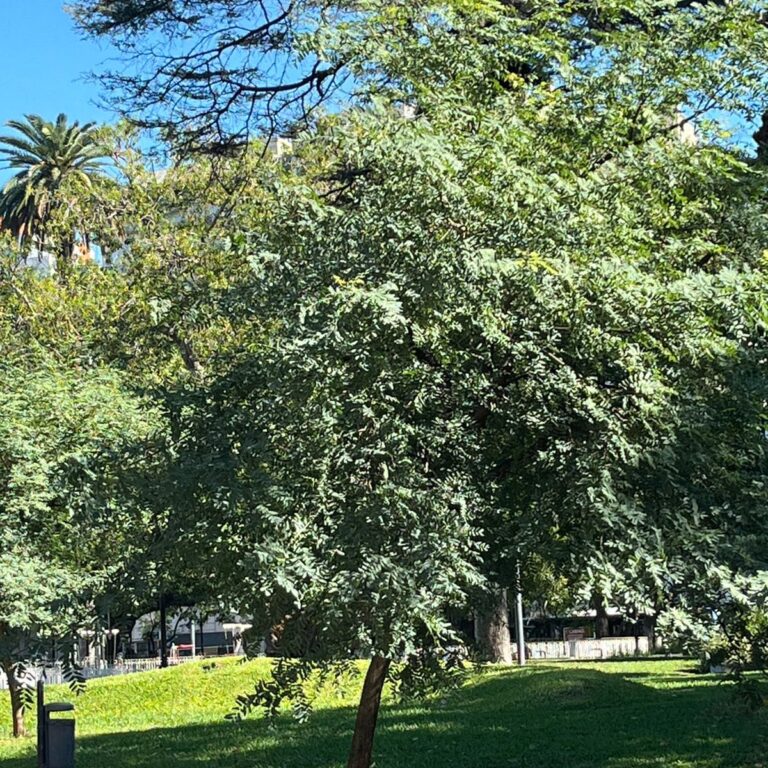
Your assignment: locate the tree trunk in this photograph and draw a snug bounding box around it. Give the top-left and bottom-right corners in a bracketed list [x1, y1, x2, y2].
[347, 656, 390, 768]
[2, 663, 26, 738]
[642, 614, 657, 649]
[633, 619, 641, 655]
[264, 620, 286, 656]
[594, 594, 610, 639]
[159, 594, 168, 668]
[475, 588, 513, 664]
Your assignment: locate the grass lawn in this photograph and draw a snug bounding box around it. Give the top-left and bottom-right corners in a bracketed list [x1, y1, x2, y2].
[0, 658, 765, 767]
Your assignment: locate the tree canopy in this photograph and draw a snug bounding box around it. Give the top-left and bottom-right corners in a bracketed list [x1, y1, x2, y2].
[71, 1, 768, 154]
[0, 355, 158, 734]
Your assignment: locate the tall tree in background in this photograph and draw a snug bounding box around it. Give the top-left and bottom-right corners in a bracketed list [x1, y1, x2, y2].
[70, 0, 767, 155]
[0, 113, 108, 277]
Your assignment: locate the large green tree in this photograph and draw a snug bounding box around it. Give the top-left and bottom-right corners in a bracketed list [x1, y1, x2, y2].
[67, 3, 768, 766]
[150, 115, 768, 768]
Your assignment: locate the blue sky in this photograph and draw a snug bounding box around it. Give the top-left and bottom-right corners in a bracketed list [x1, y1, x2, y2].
[0, 1, 116, 179]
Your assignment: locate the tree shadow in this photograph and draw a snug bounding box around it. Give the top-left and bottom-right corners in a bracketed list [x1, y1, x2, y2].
[0, 666, 765, 768]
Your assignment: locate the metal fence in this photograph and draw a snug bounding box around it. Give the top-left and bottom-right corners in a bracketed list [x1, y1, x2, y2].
[0, 656, 201, 690]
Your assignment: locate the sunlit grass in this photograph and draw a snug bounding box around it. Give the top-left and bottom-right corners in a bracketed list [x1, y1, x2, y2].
[0, 658, 764, 767]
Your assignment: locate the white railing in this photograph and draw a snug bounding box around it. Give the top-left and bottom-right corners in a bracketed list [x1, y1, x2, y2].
[0, 655, 206, 690]
[527, 640, 569, 660]
[0, 637, 652, 690]
[526, 636, 650, 661]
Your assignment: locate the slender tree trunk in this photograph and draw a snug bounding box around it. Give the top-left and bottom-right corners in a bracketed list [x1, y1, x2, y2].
[475, 588, 513, 664]
[199, 616, 205, 658]
[594, 594, 610, 639]
[159, 594, 168, 668]
[642, 614, 657, 649]
[2, 663, 26, 738]
[633, 619, 641, 655]
[347, 656, 390, 768]
[264, 619, 287, 656]
[62, 237, 74, 272]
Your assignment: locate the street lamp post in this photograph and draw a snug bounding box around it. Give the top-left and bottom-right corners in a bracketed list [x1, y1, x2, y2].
[189, 618, 196, 659]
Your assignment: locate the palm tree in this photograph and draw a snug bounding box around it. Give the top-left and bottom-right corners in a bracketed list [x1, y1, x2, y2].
[0, 113, 108, 273]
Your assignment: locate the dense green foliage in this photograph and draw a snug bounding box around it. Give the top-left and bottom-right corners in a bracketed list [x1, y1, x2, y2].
[0, 0, 766, 762]
[145, 29, 768, 664]
[0, 355, 158, 731]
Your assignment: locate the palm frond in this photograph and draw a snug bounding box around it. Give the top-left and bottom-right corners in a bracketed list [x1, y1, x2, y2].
[0, 113, 109, 246]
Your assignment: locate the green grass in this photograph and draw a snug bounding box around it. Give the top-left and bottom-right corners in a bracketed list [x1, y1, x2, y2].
[0, 658, 765, 767]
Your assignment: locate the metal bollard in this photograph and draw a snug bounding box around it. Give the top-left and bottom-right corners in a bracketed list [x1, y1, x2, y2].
[37, 680, 75, 768]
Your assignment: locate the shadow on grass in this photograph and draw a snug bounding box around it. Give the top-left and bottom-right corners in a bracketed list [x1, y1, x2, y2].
[1, 667, 766, 768]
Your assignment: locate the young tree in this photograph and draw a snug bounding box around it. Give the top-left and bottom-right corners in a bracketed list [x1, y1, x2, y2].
[0, 358, 157, 736]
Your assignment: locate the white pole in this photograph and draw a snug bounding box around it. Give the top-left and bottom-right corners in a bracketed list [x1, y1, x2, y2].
[515, 562, 526, 667]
